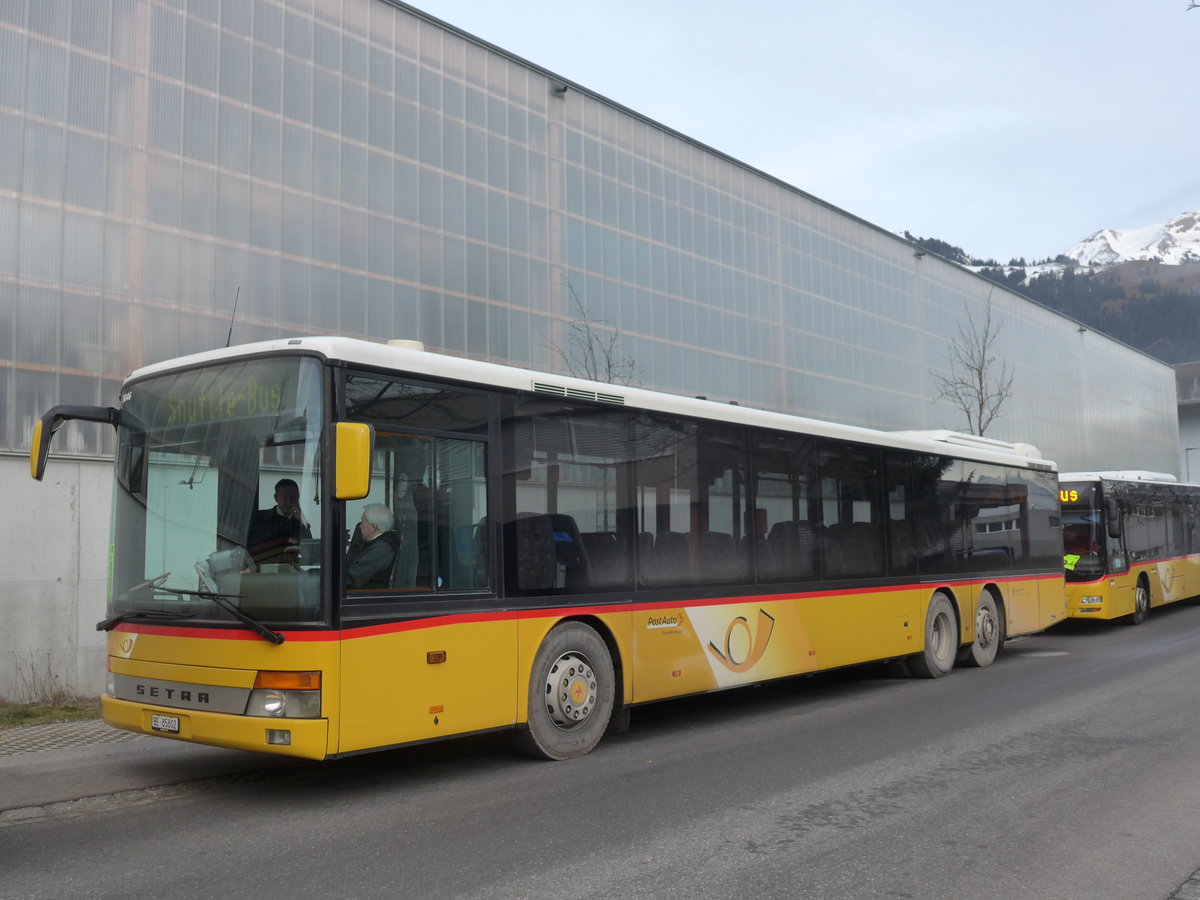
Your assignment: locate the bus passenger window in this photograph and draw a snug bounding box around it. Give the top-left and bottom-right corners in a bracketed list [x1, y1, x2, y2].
[750, 431, 820, 583]
[501, 397, 634, 594]
[434, 438, 488, 591]
[344, 433, 488, 594]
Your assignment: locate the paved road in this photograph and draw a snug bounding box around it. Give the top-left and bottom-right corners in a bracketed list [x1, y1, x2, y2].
[6, 609, 1200, 899]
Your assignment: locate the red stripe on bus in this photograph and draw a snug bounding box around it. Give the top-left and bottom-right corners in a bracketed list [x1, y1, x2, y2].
[109, 573, 1061, 642]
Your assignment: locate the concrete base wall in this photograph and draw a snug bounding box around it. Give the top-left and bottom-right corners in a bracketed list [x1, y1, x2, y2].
[0, 456, 111, 701]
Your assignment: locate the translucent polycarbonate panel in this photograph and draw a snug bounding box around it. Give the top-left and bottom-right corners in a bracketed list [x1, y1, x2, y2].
[0, 0, 1181, 478]
[62, 212, 105, 291]
[0, 365, 8, 451]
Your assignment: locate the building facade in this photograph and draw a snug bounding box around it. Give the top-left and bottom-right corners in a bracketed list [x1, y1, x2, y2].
[1177, 362, 1200, 481]
[0, 0, 1179, 697]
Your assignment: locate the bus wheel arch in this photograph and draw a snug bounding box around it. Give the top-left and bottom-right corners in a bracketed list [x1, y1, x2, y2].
[569, 614, 625, 715]
[518, 618, 617, 760]
[910, 589, 959, 679]
[962, 585, 1005, 668]
[1124, 575, 1151, 626]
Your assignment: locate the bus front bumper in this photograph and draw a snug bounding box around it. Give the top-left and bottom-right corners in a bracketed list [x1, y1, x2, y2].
[102, 695, 330, 760]
[1065, 591, 1114, 619]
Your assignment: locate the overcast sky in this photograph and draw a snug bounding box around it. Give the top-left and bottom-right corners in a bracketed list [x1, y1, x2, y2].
[412, 0, 1200, 264]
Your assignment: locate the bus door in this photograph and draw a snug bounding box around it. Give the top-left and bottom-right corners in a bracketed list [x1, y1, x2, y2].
[1104, 495, 1134, 610]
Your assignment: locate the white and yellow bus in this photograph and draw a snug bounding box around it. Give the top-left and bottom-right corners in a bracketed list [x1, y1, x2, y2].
[1060, 471, 1200, 624]
[32, 337, 1065, 760]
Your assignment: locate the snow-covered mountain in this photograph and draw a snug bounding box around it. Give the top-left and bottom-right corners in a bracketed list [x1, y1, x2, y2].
[1066, 212, 1200, 266]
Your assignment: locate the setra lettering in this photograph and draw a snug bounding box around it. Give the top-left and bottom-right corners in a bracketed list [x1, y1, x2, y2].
[134, 684, 210, 705]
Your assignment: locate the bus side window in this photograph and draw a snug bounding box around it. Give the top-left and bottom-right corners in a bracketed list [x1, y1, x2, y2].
[501, 397, 634, 595]
[885, 453, 919, 576]
[750, 430, 820, 584]
[342, 373, 492, 595]
[433, 438, 488, 591]
[348, 432, 489, 594]
[391, 472, 421, 588]
[819, 444, 884, 579]
[633, 415, 749, 587]
[344, 433, 433, 592]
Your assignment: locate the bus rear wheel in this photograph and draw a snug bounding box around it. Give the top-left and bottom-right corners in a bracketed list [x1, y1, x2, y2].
[910, 592, 957, 679]
[518, 621, 615, 760]
[963, 590, 1004, 668]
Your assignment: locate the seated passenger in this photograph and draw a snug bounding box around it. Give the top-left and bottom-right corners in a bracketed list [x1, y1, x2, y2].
[246, 478, 312, 564]
[346, 504, 398, 589]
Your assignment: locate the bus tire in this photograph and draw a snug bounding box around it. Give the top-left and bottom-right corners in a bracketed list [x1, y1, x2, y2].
[963, 589, 1004, 668]
[518, 621, 615, 760]
[1124, 577, 1150, 626]
[909, 591, 957, 679]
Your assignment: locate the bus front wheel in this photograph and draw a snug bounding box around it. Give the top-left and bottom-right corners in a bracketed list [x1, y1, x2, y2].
[518, 621, 615, 760]
[1124, 578, 1150, 626]
[910, 592, 958, 679]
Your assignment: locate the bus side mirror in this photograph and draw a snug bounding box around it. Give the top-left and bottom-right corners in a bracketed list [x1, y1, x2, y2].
[1106, 498, 1122, 539]
[334, 422, 373, 500]
[30, 405, 120, 480]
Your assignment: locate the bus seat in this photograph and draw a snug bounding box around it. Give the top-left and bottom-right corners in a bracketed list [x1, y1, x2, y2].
[638, 531, 654, 556]
[700, 531, 742, 582]
[508, 514, 557, 590]
[581, 531, 630, 586]
[764, 521, 818, 580]
[546, 513, 591, 588]
[391, 488, 420, 588]
[647, 531, 691, 583]
[826, 522, 882, 577]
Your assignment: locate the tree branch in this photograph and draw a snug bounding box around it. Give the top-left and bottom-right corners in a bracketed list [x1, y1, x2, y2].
[544, 280, 641, 385]
[931, 293, 1013, 436]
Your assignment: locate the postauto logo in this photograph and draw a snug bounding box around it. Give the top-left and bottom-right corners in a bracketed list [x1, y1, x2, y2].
[707, 609, 776, 673]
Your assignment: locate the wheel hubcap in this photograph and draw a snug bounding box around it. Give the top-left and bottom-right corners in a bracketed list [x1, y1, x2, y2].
[931, 612, 952, 662]
[543, 651, 597, 730]
[976, 605, 997, 649]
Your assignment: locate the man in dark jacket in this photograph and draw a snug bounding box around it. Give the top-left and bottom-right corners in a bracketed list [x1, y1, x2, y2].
[345, 504, 398, 589]
[246, 478, 311, 564]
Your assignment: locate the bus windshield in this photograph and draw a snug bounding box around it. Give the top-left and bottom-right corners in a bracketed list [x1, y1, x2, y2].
[1060, 481, 1106, 582]
[108, 356, 325, 627]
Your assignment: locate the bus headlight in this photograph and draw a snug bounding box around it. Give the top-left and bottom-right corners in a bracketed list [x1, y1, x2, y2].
[1080, 595, 1103, 605]
[245, 671, 322, 718]
[246, 688, 321, 718]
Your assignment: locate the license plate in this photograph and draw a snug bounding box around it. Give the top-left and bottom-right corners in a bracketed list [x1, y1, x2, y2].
[151, 713, 180, 734]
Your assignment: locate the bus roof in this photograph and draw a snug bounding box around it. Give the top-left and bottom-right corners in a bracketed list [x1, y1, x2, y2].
[1059, 471, 1182, 485]
[126, 336, 1058, 473]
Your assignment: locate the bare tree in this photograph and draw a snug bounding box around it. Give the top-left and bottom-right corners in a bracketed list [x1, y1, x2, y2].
[545, 280, 641, 385]
[932, 293, 1014, 436]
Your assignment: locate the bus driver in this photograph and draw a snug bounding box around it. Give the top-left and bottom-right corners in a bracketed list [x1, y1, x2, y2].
[246, 478, 312, 564]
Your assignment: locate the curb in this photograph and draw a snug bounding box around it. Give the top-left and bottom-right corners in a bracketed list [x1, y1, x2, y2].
[0, 719, 143, 757]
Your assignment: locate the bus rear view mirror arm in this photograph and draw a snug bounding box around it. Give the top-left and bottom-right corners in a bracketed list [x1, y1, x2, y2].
[31, 405, 120, 481]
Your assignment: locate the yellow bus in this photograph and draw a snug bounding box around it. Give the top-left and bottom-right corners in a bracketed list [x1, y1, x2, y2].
[1060, 471, 1200, 624]
[31, 337, 1065, 760]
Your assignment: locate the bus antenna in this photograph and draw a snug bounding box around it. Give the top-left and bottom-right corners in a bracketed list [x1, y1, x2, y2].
[225, 286, 241, 348]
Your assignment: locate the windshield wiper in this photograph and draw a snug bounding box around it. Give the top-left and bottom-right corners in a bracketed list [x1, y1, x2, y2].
[152, 586, 285, 645]
[96, 608, 198, 631]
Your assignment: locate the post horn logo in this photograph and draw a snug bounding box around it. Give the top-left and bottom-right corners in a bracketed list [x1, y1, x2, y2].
[707, 609, 776, 673]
